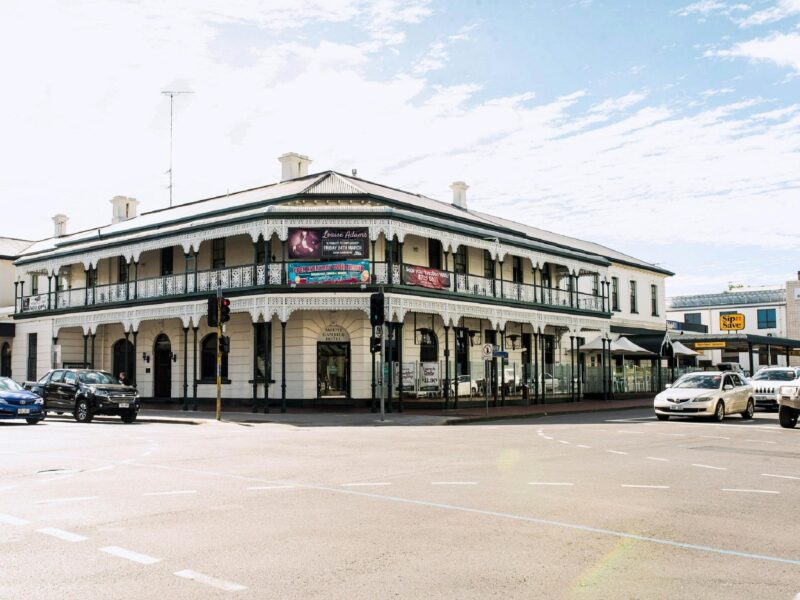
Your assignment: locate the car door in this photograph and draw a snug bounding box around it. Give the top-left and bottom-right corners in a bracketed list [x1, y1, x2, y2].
[62, 371, 79, 409]
[734, 374, 749, 410]
[44, 370, 64, 408]
[722, 375, 737, 412]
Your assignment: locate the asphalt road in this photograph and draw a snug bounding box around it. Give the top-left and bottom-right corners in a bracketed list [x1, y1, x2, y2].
[1, 408, 798, 599]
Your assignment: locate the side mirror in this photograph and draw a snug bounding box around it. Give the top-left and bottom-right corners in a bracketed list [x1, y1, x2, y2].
[723, 384, 733, 391]
[665, 383, 672, 389]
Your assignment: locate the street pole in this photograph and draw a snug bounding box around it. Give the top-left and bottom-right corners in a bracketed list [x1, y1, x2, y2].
[216, 288, 222, 421]
[380, 322, 386, 422]
[485, 359, 490, 417]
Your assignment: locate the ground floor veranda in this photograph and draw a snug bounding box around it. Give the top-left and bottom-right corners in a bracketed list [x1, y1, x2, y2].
[12, 293, 659, 411]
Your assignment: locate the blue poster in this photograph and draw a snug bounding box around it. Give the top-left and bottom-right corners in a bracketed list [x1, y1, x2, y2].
[287, 260, 371, 285]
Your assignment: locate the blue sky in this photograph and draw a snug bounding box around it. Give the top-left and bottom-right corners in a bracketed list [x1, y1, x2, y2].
[1, 0, 798, 296]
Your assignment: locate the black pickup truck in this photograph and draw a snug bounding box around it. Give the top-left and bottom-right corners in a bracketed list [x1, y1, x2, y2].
[26, 369, 139, 423]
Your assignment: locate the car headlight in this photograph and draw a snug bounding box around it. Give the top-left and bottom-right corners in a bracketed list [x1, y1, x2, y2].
[691, 395, 713, 403]
[779, 386, 799, 397]
[93, 388, 109, 397]
[0, 397, 8, 405]
[34, 397, 43, 405]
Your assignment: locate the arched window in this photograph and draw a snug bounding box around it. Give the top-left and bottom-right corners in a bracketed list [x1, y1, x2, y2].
[419, 329, 438, 362]
[1, 342, 11, 377]
[201, 334, 228, 381]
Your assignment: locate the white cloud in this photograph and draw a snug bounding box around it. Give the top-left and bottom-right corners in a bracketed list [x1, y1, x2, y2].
[708, 32, 800, 72]
[413, 24, 476, 74]
[674, 1, 749, 17]
[738, 0, 800, 26]
[589, 91, 648, 114]
[700, 87, 735, 97]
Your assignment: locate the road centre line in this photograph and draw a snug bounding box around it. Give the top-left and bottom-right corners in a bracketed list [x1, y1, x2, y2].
[123, 461, 800, 567]
[174, 569, 247, 592]
[431, 481, 477, 485]
[0, 513, 30, 526]
[37, 527, 88, 542]
[341, 482, 392, 487]
[691, 464, 727, 471]
[761, 473, 800, 480]
[621, 485, 670, 489]
[744, 439, 776, 444]
[528, 482, 574, 486]
[247, 485, 297, 490]
[721, 489, 780, 495]
[646, 457, 669, 462]
[698, 435, 730, 440]
[142, 490, 197, 496]
[35, 496, 99, 504]
[558, 440, 571, 445]
[576, 444, 592, 449]
[607, 450, 628, 455]
[100, 546, 160, 565]
[616, 430, 645, 434]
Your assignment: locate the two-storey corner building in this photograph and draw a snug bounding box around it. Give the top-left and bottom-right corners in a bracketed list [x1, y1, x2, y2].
[11, 153, 672, 410]
[0, 237, 34, 379]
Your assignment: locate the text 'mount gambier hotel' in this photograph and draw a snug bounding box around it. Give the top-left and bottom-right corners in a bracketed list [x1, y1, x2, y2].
[11, 153, 671, 411]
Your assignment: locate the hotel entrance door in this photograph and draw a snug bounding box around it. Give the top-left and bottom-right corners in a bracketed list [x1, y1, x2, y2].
[317, 342, 350, 399]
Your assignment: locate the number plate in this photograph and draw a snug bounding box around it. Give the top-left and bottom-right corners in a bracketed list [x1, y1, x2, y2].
[118, 403, 130, 408]
[17, 408, 30, 415]
[670, 404, 683, 411]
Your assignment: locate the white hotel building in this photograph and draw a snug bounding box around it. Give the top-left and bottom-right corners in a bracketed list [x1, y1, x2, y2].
[11, 153, 671, 411]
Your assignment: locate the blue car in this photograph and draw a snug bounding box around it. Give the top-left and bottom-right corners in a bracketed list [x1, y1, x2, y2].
[0, 377, 45, 424]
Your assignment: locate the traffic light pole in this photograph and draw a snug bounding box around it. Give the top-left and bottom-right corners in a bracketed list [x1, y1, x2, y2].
[216, 288, 222, 421]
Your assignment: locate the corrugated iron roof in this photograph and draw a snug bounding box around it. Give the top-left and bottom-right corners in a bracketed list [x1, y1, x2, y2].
[668, 289, 786, 309]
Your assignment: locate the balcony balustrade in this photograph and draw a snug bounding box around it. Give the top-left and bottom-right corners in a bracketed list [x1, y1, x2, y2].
[17, 262, 607, 316]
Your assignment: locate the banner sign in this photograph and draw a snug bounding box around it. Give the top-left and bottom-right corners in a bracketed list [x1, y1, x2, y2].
[420, 362, 440, 388]
[393, 363, 417, 388]
[719, 313, 745, 331]
[402, 265, 451, 290]
[22, 294, 48, 311]
[287, 228, 369, 260]
[695, 341, 727, 349]
[287, 260, 371, 286]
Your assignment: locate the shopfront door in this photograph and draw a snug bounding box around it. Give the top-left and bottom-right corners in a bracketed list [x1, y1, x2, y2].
[153, 334, 172, 399]
[317, 342, 350, 399]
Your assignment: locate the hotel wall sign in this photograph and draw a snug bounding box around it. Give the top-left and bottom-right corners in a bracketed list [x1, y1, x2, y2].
[287, 228, 369, 260]
[719, 313, 745, 331]
[320, 324, 350, 343]
[402, 265, 451, 290]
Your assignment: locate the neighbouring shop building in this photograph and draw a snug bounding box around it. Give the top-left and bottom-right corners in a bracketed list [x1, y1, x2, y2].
[11, 153, 672, 410]
[0, 237, 34, 378]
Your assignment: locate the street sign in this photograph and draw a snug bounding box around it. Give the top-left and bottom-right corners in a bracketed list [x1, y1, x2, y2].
[493, 351, 509, 358]
[720, 313, 745, 331]
[695, 341, 727, 349]
[481, 343, 493, 360]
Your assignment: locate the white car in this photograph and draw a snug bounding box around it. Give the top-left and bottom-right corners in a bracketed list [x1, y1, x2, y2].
[750, 367, 800, 410]
[654, 371, 755, 422]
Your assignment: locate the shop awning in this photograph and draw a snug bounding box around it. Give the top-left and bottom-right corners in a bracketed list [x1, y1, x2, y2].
[671, 341, 699, 356]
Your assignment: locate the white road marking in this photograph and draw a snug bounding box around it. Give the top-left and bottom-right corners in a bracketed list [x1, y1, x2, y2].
[607, 450, 628, 455]
[721, 489, 780, 495]
[0, 485, 19, 491]
[646, 457, 669, 462]
[431, 481, 477, 485]
[174, 569, 247, 592]
[100, 546, 160, 565]
[657, 433, 685, 437]
[616, 430, 644, 434]
[528, 482, 574, 486]
[697, 435, 730, 440]
[35, 496, 98, 504]
[542, 436, 553, 440]
[37, 527, 88, 542]
[142, 490, 197, 496]
[0, 513, 30, 525]
[558, 440, 571, 445]
[621, 485, 670, 489]
[761, 473, 800, 481]
[341, 482, 392, 487]
[744, 439, 776, 444]
[576, 444, 592, 449]
[247, 485, 296, 490]
[691, 464, 727, 471]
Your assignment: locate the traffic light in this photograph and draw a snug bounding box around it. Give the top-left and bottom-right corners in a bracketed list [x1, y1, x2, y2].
[219, 335, 230, 354]
[220, 297, 231, 323]
[207, 297, 219, 327]
[370, 336, 381, 354]
[370, 292, 384, 327]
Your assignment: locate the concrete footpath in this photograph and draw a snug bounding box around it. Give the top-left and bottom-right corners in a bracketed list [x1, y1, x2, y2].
[138, 397, 653, 427]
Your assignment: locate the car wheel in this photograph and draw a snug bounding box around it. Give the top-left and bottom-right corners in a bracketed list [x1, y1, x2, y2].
[779, 405, 798, 429]
[656, 414, 670, 421]
[740, 399, 755, 420]
[120, 410, 137, 424]
[713, 401, 725, 422]
[25, 418, 41, 425]
[74, 399, 93, 423]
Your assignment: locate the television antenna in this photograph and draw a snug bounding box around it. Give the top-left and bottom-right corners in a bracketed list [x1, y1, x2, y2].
[161, 90, 194, 207]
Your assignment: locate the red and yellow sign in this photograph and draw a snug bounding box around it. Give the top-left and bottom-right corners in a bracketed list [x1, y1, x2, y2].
[719, 313, 745, 331]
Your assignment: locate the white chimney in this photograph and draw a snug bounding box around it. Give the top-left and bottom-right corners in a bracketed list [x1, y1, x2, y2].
[450, 181, 469, 209]
[278, 152, 312, 181]
[110, 195, 140, 224]
[53, 214, 68, 237]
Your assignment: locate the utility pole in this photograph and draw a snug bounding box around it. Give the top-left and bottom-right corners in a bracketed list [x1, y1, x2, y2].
[161, 90, 193, 207]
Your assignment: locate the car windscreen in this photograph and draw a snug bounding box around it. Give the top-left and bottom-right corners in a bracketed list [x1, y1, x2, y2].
[0, 378, 23, 392]
[674, 374, 721, 389]
[752, 371, 796, 381]
[78, 371, 120, 385]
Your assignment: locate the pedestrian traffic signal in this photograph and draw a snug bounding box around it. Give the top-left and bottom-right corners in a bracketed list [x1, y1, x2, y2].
[220, 297, 231, 323]
[370, 292, 384, 327]
[370, 336, 381, 354]
[207, 296, 219, 327]
[219, 335, 230, 354]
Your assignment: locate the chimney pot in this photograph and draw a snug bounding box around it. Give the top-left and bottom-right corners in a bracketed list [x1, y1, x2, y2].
[278, 152, 312, 181]
[110, 196, 140, 224]
[52, 214, 68, 238]
[450, 181, 469, 209]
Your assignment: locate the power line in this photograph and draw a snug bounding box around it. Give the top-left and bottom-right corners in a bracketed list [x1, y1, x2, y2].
[161, 90, 194, 207]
